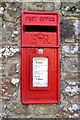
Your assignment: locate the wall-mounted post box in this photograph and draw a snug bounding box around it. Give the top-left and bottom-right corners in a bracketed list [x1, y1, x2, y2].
[21, 11, 60, 104]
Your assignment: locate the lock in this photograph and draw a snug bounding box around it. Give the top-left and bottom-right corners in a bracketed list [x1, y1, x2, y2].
[21, 11, 60, 104]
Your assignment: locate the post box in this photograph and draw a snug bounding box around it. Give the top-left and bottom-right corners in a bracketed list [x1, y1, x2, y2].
[21, 11, 60, 104]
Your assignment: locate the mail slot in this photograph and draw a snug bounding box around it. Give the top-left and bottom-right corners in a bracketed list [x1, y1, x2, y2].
[21, 11, 60, 104]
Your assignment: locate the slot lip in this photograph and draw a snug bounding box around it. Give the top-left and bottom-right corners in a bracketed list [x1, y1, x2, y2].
[22, 11, 59, 16]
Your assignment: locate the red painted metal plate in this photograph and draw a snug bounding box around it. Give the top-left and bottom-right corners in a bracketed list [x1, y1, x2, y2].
[21, 11, 60, 47]
[21, 11, 60, 104]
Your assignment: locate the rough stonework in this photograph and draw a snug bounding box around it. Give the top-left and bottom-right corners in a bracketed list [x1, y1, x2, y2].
[0, 1, 80, 119]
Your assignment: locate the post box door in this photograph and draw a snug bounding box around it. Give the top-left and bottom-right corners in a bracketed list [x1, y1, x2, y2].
[21, 47, 60, 104]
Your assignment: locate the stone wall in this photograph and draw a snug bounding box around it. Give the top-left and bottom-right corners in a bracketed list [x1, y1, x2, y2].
[0, 1, 80, 119]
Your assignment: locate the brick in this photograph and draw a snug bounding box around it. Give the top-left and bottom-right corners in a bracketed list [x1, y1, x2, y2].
[61, 18, 80, 42]
[3, 58, 20, 77]
[22, 2, 55, 11]
[2, 46, 20, 61]
[61, 79, 79, 97]
[33, 104, 54, 118]
[2, 77, 18, 99]
[2, 21, 20, 45]
[2, 82, 17, 97]
[60, 19, 75, 41]
[61, 2, 80, 17]
[65, 54, 78, 57]
[65, 39, 75, 43]
[8, 64, 17, 76]
[61, 72, 78, 81]
[62, 56, 78, 72]
[64, 17, 80, 20]
[62, 44, 78, 54]
[6, 101, 31, 117]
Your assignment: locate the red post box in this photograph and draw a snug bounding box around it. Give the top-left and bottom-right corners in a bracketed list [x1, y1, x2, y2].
[21, 11, 60, 104]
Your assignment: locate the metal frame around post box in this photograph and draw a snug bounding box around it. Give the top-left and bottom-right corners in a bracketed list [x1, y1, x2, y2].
[21, 11, 60, 104]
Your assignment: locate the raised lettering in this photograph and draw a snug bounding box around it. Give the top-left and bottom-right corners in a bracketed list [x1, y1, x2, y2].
[26, 16, 37, 21]
[31, 34, 38, 44]
[44, 35, 51, 44]
[31, 33, 51, 44]
[26, 16, 55, 22]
